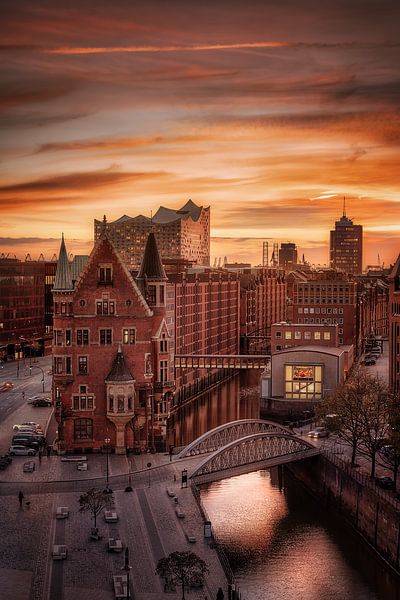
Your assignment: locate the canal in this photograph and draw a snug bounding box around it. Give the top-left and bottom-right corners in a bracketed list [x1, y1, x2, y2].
[172, 371, 400, 600]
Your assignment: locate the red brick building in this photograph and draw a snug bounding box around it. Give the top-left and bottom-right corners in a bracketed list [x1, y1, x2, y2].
[389, 255, 400, 393]
[52, 232, 174, 453]
[271, 322, 339, 353]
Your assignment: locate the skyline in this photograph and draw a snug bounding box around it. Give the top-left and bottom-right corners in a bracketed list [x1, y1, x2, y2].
[1, 0, 400, 267]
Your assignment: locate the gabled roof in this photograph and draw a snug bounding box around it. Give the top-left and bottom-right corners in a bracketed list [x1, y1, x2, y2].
[105, 345, 135, 382]
[53, 234, 74, 292]
[137, 232, 167, 281]
[74, 232, 153, 317]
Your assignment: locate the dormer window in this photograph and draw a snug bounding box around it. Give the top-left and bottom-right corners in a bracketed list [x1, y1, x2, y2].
[98, 263, 113, 286]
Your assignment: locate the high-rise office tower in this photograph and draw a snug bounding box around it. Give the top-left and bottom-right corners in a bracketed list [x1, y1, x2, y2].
[330, 199, 363, 274]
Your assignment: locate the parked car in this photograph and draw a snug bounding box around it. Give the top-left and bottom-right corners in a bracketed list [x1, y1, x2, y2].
[21, 422, 43, 431]
[27, 395, 45, 404]
[23, 460, 35, 473]
[32, 398, 52, 407]
[364, 358, 376, 366]
[308, 427, 329, 438]
[9, 445, 37, 456]
[375, 476, 395, 490]
[12, 436, 42, 449]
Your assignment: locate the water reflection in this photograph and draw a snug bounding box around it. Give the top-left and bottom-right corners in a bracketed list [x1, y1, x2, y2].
[171, 371, 260, 447]
[201, 469, 400, 600]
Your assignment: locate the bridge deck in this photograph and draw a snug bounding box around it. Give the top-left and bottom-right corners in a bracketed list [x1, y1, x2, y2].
[174, 354, 271, 369]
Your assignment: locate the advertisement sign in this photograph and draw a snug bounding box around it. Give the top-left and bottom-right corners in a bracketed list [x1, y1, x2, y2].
[292, 366, 313, 381]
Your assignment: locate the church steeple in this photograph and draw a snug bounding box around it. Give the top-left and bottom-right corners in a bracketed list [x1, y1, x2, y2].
[53, 234, 73, 291]
[137, 232, 167, 281]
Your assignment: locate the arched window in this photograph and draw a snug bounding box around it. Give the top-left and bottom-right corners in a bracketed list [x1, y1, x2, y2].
[74, 418, 93, 440]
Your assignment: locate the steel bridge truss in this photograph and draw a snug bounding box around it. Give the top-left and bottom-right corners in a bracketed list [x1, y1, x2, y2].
[174, 355, 270, 370]
[190, 433, 320, 483]
[176, 419, 292, 459]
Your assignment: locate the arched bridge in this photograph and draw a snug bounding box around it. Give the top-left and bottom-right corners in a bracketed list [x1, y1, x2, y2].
[190, 432, 320, 483]
[176, 419, 293, 459]
[176, 419, 320, 483]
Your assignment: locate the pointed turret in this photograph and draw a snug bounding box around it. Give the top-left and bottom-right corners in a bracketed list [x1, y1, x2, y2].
[137, 232, 167, 281]
[106, 345, 135, 383]
[53, 234, 73, 291]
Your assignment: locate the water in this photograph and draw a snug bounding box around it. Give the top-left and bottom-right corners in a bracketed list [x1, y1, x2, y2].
[200, 469, 400, 600]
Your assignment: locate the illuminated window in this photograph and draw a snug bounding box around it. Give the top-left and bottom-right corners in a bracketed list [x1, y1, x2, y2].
[295, 331, 301, 340]
[284, 364, 323, 400]
[285, 331, 292, 340]
[122, 328, 136, 344]
[324, 332, 331, 340]
[314, 331, 321, 340]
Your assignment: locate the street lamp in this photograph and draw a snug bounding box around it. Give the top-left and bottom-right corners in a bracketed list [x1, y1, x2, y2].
[29, 364, 45, 392]
[104, 436, 112, 493]
[121, 547, 132, 600]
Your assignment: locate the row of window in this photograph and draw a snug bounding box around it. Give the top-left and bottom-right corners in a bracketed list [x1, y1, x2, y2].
[299, 318, 343, 326]
[54, 328, 137, 346]
[276, 330, 331, 341]
[296, 297, 351, 304]
[54, 355, 171, 379]
[298, 307, 343, 314]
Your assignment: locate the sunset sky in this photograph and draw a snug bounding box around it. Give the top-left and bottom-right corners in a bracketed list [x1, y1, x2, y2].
[1, 0, 399, 267]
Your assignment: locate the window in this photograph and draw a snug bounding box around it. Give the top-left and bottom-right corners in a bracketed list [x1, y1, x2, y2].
[324, 332, 331, 340]
[100, 329, 112, 345]
[314, 331, 321, 340]
[66, 356, 72, 374]
[54, 356, 63, 374]
[72, 387, 94, 411]
[74, 418, 93, 440]
[284, 364, 323, 400]
[304, 331, 311, 340]
[160, 334, 168, 352]
[275, 331, 282, 338]
[66, 330, 72, 346]
[159, 285, 165, 304]
[54, 330, 63, 346]
[78, 356, 88, 374]
[109, 395, 114, 412]
[122, 328, 136, 345]
[285, 331, 292, 340]
[98, 264, 113, 284]
[295, 331, 301, 340]
[160, 360, 168, 382]
[76, 329, 89, 345]
[147, 285, 156, 305]
[339, 328, 343, 334]
[96, 300, 115, 315]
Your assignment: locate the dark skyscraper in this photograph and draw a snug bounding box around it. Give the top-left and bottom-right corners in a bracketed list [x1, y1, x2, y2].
[279, 243, 298, 269]
[330, 200, 363, 274]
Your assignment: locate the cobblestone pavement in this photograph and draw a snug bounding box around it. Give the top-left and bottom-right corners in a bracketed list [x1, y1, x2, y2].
[0, 451, 228, 600]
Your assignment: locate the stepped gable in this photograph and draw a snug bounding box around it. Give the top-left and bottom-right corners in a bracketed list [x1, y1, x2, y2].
[105, 345, 135, 383]
[53, 234, 73, 291]
[137, 232, 167, 281]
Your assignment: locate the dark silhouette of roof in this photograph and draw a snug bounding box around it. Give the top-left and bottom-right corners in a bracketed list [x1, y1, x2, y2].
[105, 346, 135, 382]
[137, 232, 166, 280]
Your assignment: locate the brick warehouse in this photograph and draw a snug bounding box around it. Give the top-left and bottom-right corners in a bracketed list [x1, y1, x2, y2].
[52, 230, 174, 454]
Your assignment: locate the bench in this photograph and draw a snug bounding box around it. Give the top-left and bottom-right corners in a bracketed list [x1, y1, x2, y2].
[56, 506, 69, 519]
[52, 544, 68, 560]
[108, 537, 123, 552]
[113, 574, 128, 598]
[105, 510, 118, 523]
[23, 460, 35, 473]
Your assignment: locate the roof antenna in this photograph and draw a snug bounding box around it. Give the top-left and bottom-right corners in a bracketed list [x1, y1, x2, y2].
[343, 195, 346, 217]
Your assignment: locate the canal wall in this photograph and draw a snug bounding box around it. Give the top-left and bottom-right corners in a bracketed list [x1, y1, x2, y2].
[288, 451, 400, 575]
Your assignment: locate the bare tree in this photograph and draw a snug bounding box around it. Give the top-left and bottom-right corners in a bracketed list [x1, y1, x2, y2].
[359, 376, 390, 477]
[319, 368, 369, 465]
[78, 488, 113, 529]
[156, 551, 208, 600]
[377, 394, 400, 487]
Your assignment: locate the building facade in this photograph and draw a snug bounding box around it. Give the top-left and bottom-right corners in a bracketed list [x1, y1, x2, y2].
[279, 243, 298, 269]
[94, 200, 210, 268]
[330, 210, 363, 274]
[389, 256, 400, 393]
[52, 233, 174, 454]
[271, 322, 339, 353]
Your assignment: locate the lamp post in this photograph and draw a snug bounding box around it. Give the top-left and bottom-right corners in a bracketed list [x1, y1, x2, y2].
[121, 547, 132, 600]
[104, 436, 112, 493]
[30, 364, 45, 392]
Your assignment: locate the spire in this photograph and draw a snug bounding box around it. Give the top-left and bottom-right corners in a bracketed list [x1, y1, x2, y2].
[137, 232, 167, 281]
[53, 234, 73, 291]
[105, 346, 135, 382]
